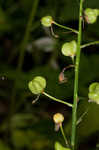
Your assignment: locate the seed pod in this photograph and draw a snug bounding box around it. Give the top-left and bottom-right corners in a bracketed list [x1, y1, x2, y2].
[55, 142, 71, 150]
[28, 76, 46, 95]
[53, 113, 64, 124]
[84, 8, 99, 24]
[89, 82, 99, 93]
[88, 82, 99, 104]
[61, 40, 77, 58]
[41, 16, 53, 27]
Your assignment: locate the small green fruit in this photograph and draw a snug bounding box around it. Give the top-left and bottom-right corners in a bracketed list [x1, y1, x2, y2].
[41, 16, 53, 27]
[84, 8, 99, 24]
[89, 82, 99, 94]
[88, 82, 99, 104]
[61, 40, 77, 57]
[28, 76, 46, 94]
[55, 142, 70, 150]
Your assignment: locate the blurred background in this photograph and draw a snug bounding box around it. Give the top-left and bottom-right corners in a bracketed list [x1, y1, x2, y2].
[0, 0, 99, 150]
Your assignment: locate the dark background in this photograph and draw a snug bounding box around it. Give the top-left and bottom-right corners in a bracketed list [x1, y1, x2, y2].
[0, 0, 99, 150]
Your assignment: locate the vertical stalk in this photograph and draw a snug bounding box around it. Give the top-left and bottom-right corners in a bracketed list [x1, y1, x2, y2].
[10, 0, 39, 116]
[18, 0, 39, 70]
[71, 0, 83, 150]
[8, 0, 39, 130]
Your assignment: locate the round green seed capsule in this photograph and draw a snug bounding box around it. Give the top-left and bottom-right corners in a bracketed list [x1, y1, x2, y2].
[55, 142, 71, 150]
[28, 76, 46, 95]
[88, 82, 99, 104]
[88, 92, 99, 104]
[89, 82, 99, 93]
[84, 8, 99, 24]
[61, 40, 77, 57]
[41, 16, 53, 27]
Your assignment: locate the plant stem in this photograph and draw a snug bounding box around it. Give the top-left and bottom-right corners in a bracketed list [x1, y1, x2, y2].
[81, 41, 99, 49]
[18, 0, 39, 70]
[53, 21, 78, 34]
[71, 0, 83, 150]
[60, 124, 69, 147]
[9, 0, 39, 121]
[43, 92, 73, 107]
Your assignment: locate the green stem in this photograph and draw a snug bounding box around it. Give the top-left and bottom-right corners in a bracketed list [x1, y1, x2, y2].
[81, 41, 99, 49]
[71, 0, 83, 150]
[7, 0, 40, 144]
[60, 124, 69, 147]
[53, 21, 78, 34]
[15, 0, 39, 109]
[43, 92, 73, 107]
[18, 0, 39, 70]
[9, 0, 39, 122]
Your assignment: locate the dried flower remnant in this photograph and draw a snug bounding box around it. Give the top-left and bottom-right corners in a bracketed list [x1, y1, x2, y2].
[59, 72, 67, 84]
[59, 65, 74, 84]
[53, 113, 64, 124]
[53, 113, 64, 131]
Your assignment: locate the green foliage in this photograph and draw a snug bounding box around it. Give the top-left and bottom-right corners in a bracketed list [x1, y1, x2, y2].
[11, 129, 50, 149]
[77, 101, 99, 143]
[0, 140, 10, 150]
